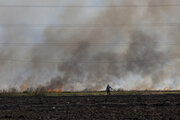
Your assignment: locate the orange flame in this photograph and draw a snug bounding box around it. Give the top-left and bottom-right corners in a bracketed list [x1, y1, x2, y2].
[164, 87, 171, 90]
[70, 86, 73, 92]
[23, 84, 27, 91]
[146, 88, 150, 91]
[92, 88, 98, 91]
[48, 86, 63, 93]
[136, 86, 141, 90]
[48, 88, 53, 92]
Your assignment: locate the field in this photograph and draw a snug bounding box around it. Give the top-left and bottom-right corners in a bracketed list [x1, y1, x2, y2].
[0, 91, 179, 120]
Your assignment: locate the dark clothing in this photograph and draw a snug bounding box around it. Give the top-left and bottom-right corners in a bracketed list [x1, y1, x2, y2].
[107, 89, 110, 95]
[106, 85, 112, 95]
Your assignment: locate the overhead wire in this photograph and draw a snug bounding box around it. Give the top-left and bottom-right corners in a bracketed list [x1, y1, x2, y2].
[0, 4, 180, 7]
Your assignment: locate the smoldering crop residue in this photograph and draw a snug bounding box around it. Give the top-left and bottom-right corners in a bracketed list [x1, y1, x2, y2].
[0, 0, 179, 91]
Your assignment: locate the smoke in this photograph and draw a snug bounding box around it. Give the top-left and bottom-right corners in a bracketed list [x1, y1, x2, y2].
[45, 30, 171, 91]
[0, 0, 180, 90]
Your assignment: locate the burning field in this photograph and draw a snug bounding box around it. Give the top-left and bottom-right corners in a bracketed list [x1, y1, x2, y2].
[0, 93, 179, 120]
[0, 0, 180, 119]
[0, 0, 179, 91]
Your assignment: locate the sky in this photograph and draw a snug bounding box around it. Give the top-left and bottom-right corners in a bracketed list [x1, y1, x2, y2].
[0, 0, 180, 91]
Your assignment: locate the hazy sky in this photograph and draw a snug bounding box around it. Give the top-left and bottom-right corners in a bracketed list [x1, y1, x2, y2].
[0, 0, 180, 90]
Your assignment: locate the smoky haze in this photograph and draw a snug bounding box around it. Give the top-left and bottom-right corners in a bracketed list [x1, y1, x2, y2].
[0, 0, 180, 91]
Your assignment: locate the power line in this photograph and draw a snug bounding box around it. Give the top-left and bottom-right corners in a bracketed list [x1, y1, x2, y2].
[0, 4, 180, 7]
[1, 59, 179, 64]
[1, 23, 180, 26]
[0, 42, 179, 46]
[1, 53, 180, 64]
[1, 24, 180, 30]
[2, 59, 180, 64]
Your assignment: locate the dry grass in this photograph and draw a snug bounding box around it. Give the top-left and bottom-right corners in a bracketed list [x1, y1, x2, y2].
[0, 90, 179, 96]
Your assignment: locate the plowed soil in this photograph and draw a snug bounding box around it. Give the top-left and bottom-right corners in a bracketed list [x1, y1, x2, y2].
[0, 94, 179, 120]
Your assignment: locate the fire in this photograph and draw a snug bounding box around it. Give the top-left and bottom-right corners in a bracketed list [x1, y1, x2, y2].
[164, 87, 171, 90]
[136, 86, 141, 90]
[146, 88, 150, 91]
[92, 87, 98, 91]
[48, 88, 53, 92]
[70, 86, 73, 92]
[23, 84, 27, 91]
[48, 86, 63, 93]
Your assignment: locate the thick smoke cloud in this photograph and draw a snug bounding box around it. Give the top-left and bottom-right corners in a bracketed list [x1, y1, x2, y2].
[0, 0, 180, 90]
[45, 30, 171, 91]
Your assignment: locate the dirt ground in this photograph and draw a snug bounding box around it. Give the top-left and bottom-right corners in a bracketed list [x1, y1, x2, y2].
[0, 94, 179, 120]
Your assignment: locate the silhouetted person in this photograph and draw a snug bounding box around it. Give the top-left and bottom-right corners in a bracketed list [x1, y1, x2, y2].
[106, 84, 112, 95]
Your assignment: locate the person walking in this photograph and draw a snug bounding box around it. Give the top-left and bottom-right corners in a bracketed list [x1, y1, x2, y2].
[106, 84, 112, 95]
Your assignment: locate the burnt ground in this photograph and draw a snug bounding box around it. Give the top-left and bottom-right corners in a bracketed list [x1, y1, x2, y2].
[0, 94, 179, 120]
